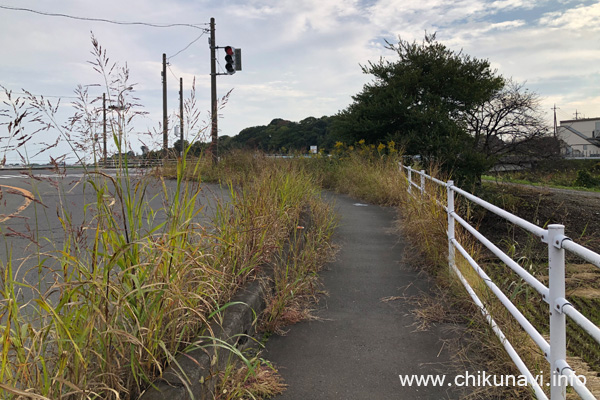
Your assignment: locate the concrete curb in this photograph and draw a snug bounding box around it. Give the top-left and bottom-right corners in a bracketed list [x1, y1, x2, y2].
[139, 278, 270, 400]
[140, 210, 311, 400]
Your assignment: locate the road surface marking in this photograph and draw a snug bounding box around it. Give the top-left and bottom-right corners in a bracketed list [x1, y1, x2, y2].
[0, 185, 34, 222]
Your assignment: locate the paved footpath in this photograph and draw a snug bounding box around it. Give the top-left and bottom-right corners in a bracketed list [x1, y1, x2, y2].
[265, 193, 463, 399]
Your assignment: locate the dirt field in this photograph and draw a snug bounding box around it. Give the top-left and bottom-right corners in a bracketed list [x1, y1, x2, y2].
[477, 182, 600, 253]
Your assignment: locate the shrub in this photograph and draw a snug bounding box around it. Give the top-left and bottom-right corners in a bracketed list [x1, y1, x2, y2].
[573, 170, 600, 188]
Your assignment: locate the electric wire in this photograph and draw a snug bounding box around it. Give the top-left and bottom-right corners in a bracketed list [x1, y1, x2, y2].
[0, 5, 209, 31]
[166, 64, 179, 82]
[216, 57, 226, 75]
[167, 31, 206, 60]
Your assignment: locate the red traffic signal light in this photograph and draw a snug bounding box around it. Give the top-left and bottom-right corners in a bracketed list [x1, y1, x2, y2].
[223, 46, 241, 75]
[224, 46, 236, 74]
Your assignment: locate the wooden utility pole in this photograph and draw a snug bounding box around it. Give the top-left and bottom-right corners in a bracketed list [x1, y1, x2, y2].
[162, 53, 168, 158]
[210, 17, 218, 163]
[102, 93, 107, 165]
[179, 77, 184, 158]
[552, 104, 559, 137]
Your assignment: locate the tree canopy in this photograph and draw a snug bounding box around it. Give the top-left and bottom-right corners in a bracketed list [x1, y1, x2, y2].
[330, 34, 507, 183]
[228, 116, 334, 153]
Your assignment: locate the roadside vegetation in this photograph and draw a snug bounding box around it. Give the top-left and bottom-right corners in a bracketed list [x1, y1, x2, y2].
[0, 39, 336, 399]
[0, 152, 335, 399]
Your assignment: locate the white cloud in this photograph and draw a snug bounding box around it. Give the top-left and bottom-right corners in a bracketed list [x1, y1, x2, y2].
[366, 0, 486, 39]
[239, 81, 309, 100]
[539, 2, 600, 30]
[489, 0, 532, 11]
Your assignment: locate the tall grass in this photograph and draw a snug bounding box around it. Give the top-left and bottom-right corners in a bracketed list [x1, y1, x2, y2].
[168, 152, 338, 334]
[0, 39, 336, 399]
[299, 142, 405, 205]
[0, 156, 334, 399]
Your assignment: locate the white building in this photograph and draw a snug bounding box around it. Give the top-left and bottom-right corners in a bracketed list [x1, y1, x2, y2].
[557, 117, 600, 158]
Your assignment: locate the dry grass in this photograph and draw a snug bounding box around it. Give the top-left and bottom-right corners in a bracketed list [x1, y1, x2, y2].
[215, 362, 287, 400]
[259, 178, 337, 335]
[1, 67, 335, 400]
[0, 155, 339, 399]
[0, 155, 337, 399]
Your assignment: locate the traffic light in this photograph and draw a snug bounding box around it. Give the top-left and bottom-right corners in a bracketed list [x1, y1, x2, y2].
[224, 46, 242, 75]
[224, 46, 236, 74]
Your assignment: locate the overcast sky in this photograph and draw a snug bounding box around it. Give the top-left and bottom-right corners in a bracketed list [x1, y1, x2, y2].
[0, 0, 599, 163]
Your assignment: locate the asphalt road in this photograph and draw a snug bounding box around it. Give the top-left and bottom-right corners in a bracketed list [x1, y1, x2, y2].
[266, 193, 463, 399]
[0, 168, 230, 313]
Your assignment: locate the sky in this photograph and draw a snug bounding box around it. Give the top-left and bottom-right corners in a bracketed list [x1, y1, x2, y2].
[0, 0, 599, 164]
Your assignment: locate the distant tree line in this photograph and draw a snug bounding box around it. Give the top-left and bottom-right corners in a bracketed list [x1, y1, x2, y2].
[221, 116, 336, 154]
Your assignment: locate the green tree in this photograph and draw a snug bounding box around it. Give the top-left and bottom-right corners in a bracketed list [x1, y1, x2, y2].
[230, 117, 333, 153]
[331, 33, 504, 184]
[173, 139, 190, 156]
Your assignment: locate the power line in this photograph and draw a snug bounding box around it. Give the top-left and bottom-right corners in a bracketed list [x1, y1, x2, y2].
[2, 4, 208, 64]
[216, 57, 226, 75]
[167, 31, 207, 60]
[0, 5, 209, 31]
[166, 64, 179, 81]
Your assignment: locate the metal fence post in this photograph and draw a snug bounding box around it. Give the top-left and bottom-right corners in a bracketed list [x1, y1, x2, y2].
[447, 180, 455, 272]
[548, 224, 567, 400]
[407, 167, 412, 195]
[420, 170, 425, 196]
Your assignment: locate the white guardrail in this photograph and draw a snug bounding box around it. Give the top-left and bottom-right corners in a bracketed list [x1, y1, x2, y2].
[100, 159, 164, 168]
[400, 163, 600, 400]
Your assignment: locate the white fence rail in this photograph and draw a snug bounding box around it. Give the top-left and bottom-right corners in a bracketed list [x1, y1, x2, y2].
[100, 159, 164, 168]
[400, 163, 600, 400]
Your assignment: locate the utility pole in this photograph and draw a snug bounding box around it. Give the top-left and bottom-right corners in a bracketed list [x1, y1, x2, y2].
[210, 17, 218, 163]
[552, 104, 559, 137]
[180, 77, 184, 158]
[162, 53, 168, 158]
[208, 18, 241, 163]
[102, 93, 107, 165]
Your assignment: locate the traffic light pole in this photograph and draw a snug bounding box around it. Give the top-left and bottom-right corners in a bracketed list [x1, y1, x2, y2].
[162, 53, 168, 158]
[103, 93, 107, 165]
[210, 17, 218, 164]
[180, 77, 184, 158]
